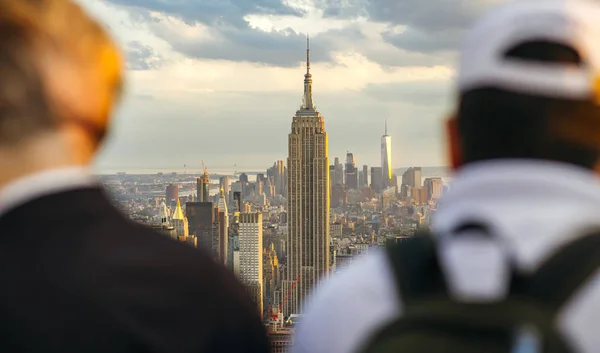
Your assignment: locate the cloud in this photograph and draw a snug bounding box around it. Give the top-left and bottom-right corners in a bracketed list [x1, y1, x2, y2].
[125, 41, 164, 70]
[101, 0, 474, 68]
[105, 0, 303, 27]
[365, 0, 492, 30]
[161, 24, 329, 67]
[85, 0, 509, 71]
[316, 22, 457, 67]
[321, 0, 504, 54]
[77, 0, 177, 70]
[99, 0, 337, 67]
[316, 0, 366, 18]
[382, 27, 462, 54]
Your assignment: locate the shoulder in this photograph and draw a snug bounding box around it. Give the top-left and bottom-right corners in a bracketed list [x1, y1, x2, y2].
[293, 250, 401, 353]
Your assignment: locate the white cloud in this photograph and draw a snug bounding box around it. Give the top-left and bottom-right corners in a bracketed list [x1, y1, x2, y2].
[78, 0, 170, 51]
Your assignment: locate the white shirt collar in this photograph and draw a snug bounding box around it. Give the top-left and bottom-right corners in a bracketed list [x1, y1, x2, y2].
[0, 166, 98, 217]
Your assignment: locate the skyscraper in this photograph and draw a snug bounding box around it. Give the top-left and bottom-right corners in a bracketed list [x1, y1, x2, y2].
[185, 202, 213, 252]
[402, 167, 422, 188]
[239, 212, 264, 318]
[239, 173, 249, 198]
[371, 167, 383, 193]
[285, 37, 330, 317]
[381, 119, 392, 189]
[165, 184, 179, 204]
[233, 191, 242, 212]
[329, 164, 335, 196]
[358, 169, 364, 191]
[197, 173, 210, 202]
[217, 188, 229, 265]
[344, 152, 358, 190]
[424, 177, 444, 201]
[269, 160, 286, 196]
[278, 160, 286, 194]
[333, 157, 344, 186]
[219, 176, 229, 201]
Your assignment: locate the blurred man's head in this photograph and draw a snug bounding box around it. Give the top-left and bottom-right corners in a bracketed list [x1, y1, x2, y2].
[448, 1, 600, 171]
[0, 0, 122, 162]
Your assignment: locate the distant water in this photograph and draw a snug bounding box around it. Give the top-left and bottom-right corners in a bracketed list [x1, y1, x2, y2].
[94, 168, 266, 176]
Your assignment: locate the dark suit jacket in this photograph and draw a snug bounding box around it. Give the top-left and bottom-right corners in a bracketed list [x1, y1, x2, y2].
[0, 187, 270, 353]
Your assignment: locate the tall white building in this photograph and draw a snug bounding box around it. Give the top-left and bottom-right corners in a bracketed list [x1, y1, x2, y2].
[381, 119, 392, 189]
[285, 36, 330, 317]
[239, 212, 264, 317]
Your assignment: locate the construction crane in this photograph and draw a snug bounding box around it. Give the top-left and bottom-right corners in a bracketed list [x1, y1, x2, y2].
[271, 274, 301, 322]
[201, 160, 208, 176]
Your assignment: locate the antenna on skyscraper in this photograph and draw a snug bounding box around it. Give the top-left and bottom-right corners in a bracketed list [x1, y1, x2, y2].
[385, 118, 388, 135]
[306, 34, 310, 75]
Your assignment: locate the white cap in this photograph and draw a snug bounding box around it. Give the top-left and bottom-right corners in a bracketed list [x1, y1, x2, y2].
[458, 0, 600, 102]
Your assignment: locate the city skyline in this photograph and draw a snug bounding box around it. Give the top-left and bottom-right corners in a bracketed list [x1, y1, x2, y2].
[76, 0, 505, 173]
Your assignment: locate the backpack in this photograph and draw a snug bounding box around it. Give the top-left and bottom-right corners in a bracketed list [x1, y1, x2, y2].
[359, 227, 600, 353]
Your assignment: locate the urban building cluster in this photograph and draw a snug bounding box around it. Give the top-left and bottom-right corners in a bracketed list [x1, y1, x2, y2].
[100, 39, 448, 352]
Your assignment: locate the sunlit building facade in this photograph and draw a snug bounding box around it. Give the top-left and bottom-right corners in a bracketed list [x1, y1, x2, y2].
[381, 120, 392, 189]
[239, 212, 264, 318]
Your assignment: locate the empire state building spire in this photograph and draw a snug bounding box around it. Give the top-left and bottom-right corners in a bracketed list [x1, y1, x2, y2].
[302, 35, 314, 110]
[306, 35, 310, 75]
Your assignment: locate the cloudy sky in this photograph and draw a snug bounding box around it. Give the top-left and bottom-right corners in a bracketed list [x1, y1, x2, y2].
[82, 0, 503, 173]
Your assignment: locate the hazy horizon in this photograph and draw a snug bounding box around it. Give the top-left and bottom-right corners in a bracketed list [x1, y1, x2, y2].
[93, 165, 450, 176]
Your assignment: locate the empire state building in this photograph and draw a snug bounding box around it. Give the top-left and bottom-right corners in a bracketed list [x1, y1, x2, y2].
[283, 37, 330, 317]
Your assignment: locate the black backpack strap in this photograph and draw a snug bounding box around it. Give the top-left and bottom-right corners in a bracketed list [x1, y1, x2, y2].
[385, 232, 449, 306]
[526, 229, 600, 312]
